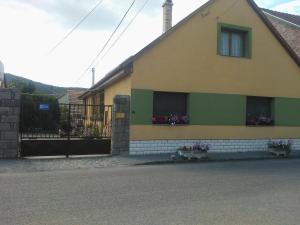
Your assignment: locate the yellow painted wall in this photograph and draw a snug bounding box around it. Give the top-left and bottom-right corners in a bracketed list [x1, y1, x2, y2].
[104, 76, 132, 105]
[131, 125, 300, 140]
[129, 0, 300, 140]
[84, 75, 131, 118]
[132, 0, 300, 97]
[85, 94, 98, 124]
[86, 76, 131, 108]
[85, 95, 93, 119]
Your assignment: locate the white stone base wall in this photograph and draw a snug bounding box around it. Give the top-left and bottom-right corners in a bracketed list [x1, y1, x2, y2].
[129, 139, 300, 155]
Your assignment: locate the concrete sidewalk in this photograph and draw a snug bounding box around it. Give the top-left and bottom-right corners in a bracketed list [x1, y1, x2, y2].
[126, 150, 300, 165]
[0, 151, 300, 173]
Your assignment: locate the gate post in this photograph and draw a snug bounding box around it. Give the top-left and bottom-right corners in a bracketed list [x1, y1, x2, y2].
[111, 95, 130, 155]
[0, 89, 20, 158]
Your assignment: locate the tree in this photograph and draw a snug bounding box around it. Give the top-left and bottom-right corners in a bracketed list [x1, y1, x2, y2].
[20, 94, 60, 133]
[21, 82, 36, 94]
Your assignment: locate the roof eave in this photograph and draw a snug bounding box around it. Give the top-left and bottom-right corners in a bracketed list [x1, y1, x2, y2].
[79, 60, 133, 100]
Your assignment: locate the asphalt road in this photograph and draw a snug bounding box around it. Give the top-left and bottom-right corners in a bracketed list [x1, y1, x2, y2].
[1, 159, 300, 225]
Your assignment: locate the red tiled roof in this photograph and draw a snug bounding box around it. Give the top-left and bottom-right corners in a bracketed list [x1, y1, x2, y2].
[262, 8, 300, 58]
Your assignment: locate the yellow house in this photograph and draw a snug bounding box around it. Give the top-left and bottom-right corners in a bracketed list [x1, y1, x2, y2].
[80, 0, 300, 155]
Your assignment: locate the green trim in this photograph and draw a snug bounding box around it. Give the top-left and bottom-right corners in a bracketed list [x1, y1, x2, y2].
[189, 93, 246, 125]
[131, 89, 153, 125]
[217, 22, 252, 58]
[131, 89, 300, 127]
[274, 98, 300, 126]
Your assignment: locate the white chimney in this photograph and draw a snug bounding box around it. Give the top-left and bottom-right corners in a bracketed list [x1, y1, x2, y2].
[92, 67, 95, 86]
[162, 0, 173, 33]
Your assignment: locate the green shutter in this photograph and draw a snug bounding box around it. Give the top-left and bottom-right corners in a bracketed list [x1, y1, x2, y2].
[189, 93, 246, 125]
[274, 98, 300, 126]
[131, 89, 153, 125]
[130, 90, 300, 127]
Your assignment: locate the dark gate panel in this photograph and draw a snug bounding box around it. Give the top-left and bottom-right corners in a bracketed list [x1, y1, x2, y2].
[20, 97, 112, 157]
[20, 139, 111, 157]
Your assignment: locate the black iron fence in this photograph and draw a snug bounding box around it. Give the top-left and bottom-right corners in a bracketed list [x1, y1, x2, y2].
[20, 103, 112, 140]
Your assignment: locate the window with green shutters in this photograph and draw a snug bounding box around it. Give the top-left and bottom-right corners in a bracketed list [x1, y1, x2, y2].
[152, 92, 189, 125]
[246, 97, 274, 126]
[217, 23, 252, 58]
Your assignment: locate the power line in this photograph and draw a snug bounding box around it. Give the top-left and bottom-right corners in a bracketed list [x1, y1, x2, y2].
[94, 0, 151, 68]
[74, 0, 136, 84]
[48, 0, 105, 54]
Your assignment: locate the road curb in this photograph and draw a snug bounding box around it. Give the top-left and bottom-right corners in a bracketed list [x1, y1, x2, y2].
[134, 155, 300, 166]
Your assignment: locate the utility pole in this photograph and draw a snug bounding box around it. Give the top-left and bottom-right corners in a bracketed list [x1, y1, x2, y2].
[0, 60, 5, 88]
[92, 68, 95, 86]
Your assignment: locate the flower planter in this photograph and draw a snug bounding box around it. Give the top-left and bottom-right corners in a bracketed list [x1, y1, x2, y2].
[268, 140, 292, 158]
[174, 142, 210, 161]
[268, 148, 291, 157]
[178, 150, 208, 160]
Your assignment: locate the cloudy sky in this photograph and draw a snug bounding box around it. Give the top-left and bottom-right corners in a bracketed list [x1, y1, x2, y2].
[0, 0, 299, 88]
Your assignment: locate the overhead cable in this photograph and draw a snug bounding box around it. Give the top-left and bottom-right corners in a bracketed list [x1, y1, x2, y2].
[74, 0, 136, 84]
[48, 0, 105, 54]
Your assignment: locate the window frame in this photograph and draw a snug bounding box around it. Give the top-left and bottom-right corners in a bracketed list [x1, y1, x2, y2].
[217, 23, 252, 58]
[220, 29, 246, 57]
[152, 91, 189, 125]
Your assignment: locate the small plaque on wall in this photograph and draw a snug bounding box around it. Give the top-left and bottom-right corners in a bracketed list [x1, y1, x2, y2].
[39, 103, 50, 111]
[116, 112, 125, 119]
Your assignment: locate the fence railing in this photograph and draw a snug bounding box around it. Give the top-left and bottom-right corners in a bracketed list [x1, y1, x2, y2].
[20, 103, 112, 140]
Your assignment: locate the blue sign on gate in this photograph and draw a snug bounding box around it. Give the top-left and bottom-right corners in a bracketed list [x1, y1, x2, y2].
[39, 103, 50, 111]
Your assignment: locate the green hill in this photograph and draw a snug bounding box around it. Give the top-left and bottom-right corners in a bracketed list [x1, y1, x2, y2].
[4, 73, 85, 96]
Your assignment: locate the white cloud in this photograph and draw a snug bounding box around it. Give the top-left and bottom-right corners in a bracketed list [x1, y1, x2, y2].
[0, 0, 299, 88]
[272, 0, 300, 15]
[0, 0, 209, 87]
[0, 0, 131, 30]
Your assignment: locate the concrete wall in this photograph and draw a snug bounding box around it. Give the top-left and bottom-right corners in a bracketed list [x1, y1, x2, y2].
[130, 139, 300, 155]
[130, 125, 300, 140]
[111, 95, 130, 155]
[0, 89, 20, 158]
[104, 76, 131, 106]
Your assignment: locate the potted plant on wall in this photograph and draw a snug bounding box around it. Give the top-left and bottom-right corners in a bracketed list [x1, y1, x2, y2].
[268, 139, 293, 157]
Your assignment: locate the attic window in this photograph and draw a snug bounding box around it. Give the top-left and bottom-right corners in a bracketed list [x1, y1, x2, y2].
[220, 29, 246, 57]
[218, 23, 252, 58]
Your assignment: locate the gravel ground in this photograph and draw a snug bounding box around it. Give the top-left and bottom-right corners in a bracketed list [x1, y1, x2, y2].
[0, 151, 299, 173]
[0, 154, 172, 173]
[0, 156, 127, 173]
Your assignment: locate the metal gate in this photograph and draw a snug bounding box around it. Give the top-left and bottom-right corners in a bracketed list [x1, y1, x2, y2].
[20, 101, 112, 157]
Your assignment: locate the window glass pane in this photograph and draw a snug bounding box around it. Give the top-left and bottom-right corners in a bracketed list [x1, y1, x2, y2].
[231, 33, 244, 57]
[246, 97, 273, 126]
[153, 92, 187, 116]
[220, 31, 229, 56]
